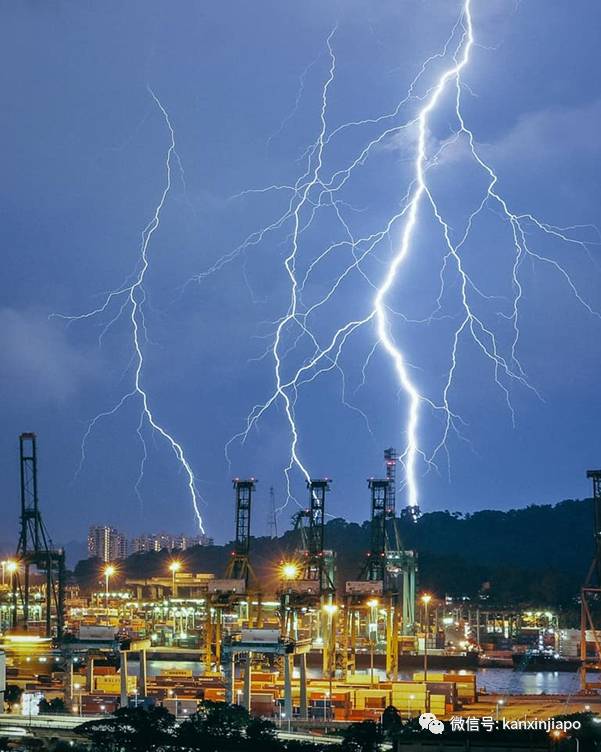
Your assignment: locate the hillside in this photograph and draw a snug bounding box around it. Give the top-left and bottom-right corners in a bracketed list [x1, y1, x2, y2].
[74, 498, 595, 613]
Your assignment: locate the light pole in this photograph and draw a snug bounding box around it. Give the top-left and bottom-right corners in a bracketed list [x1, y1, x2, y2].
[281, 562, 299, 581]
[104, 565, 115, 606]
[6, 561, 17, 580]
[73, 682, 82, 715]
[169, 561, 181, 598]
[421, 594, 432, 682]
[495, 698, 505, 722]
[6, 561, 17, 583]
[169, 561, 182, 634]
[421, 594, 432, 713]
[7, 561, 17, 628]
[169, 688, 178, 718]
[367, 599, 379, 687]
[2, 560, 16, 587]
[322, 602, 338, 701]
[408, 693, 415, 719]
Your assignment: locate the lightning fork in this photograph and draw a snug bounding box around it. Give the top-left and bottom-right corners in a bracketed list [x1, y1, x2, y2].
[53, 88, 204, 533]
[207, 1, 600, 517]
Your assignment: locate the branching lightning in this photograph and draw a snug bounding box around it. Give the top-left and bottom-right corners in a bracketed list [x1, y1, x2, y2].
[50, 3, 599, 532]
[52, 89, 204, 532]
[192, 0, 599, 518]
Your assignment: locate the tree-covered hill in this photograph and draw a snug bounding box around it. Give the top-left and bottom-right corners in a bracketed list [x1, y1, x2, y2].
[74, 497, 595, 611]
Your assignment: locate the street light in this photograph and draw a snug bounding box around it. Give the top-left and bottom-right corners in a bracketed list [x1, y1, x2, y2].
[421, 594, 432, 712]
[368, 635, 377, 687]
[73, 682, 82, 715]
[5, 561, 18, 629]
[169, 561, 181, 597]
[168, 688, 179, 718]
[281, 562, 299, 580]
[104, 565, 115, 605]
[495, 698, 505, 722]
[169, 561, 182, 632]
[367, 599, 379, 686]
[322, 603, 338, 699]
[421, 594, 432, 682]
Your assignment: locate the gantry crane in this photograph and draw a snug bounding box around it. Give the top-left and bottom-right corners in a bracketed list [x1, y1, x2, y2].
[12, 433, 66, 639]
[343, 448, 416, 679]
[225, 479, 256, 586]
[279, 479, 336, 676]
[204, 479, 262, 670]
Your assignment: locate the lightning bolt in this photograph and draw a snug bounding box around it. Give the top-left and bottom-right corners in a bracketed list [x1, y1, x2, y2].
[200, 0, 600, 518]
[185, 0, 599, 518]
[52, 88, 204, 533]
[57, 1, 592, 528]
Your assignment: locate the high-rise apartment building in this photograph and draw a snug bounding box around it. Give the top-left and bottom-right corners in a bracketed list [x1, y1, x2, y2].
[87, 526, 128, 562]
[130, 532, 212, 554]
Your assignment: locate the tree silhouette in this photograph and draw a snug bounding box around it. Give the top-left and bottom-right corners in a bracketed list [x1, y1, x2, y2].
[4, 684, 22, 709]
[39, 697, 67, 714]
[76, 705, 176, 752]
[246, 716, 281, 750]
[341, 720, 383, 752]
[381, 706, 402, 740]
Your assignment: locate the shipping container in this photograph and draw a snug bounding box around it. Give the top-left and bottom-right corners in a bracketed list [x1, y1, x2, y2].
[78, 625, 116, 641]
[203, 688, 226, 701]
[208, 579, 246, 593]
[240, 629, 280, 643]
[93, 675, 137, 694]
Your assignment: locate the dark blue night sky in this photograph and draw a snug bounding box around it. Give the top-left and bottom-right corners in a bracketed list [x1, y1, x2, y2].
[1, 0, 600, 548]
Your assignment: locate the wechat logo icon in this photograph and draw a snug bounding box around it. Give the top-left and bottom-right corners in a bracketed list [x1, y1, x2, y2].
[419, 712, 444, 735]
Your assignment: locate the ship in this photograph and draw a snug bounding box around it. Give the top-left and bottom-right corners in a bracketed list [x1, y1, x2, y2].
[512, 649, 581, 672]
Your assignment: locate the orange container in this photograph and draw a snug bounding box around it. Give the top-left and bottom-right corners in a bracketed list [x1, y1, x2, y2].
[204, 688, 226, 701]
[365, 697, 386, 709]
